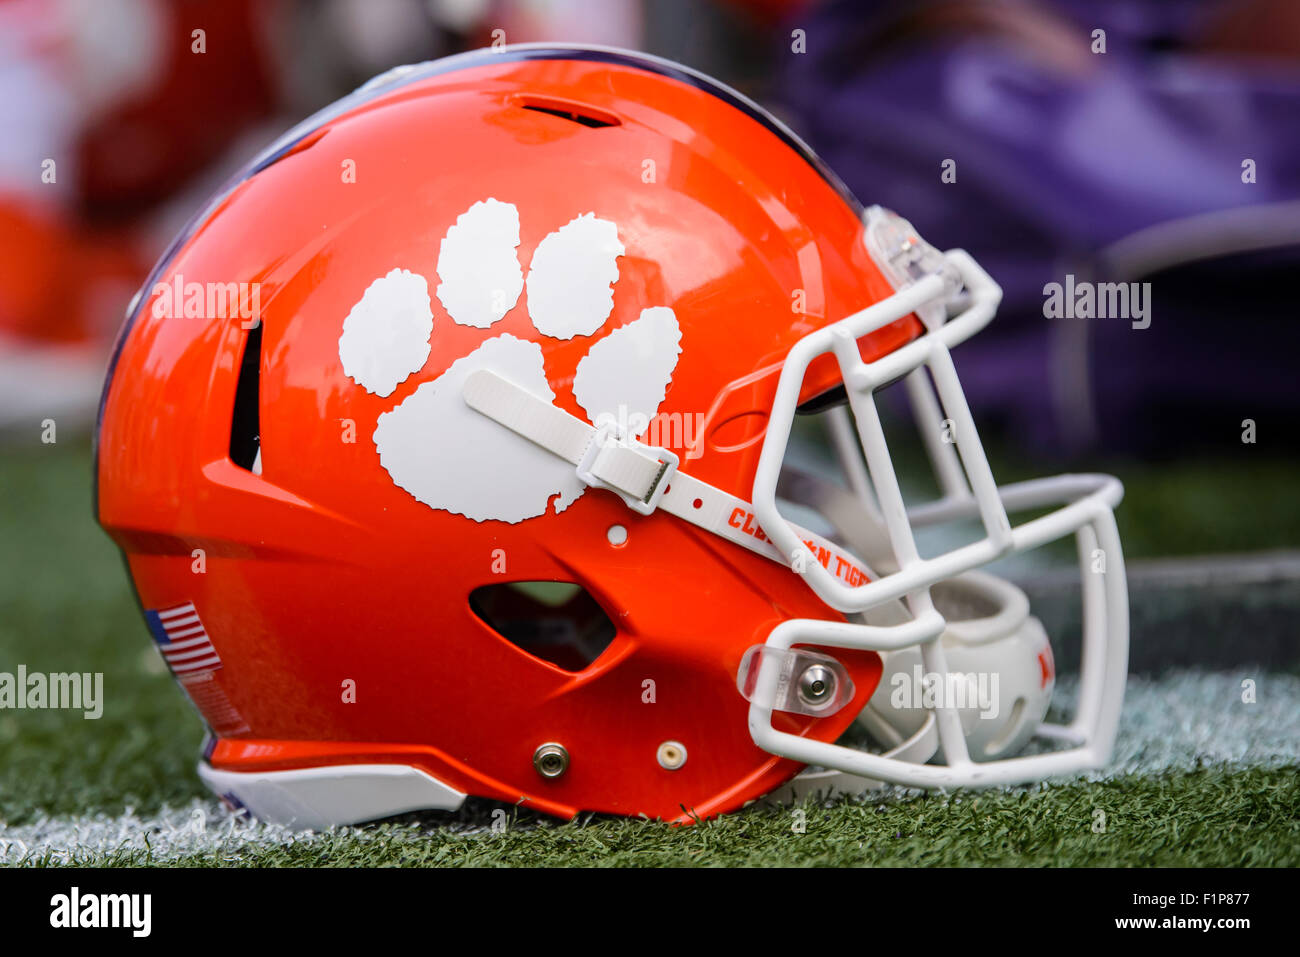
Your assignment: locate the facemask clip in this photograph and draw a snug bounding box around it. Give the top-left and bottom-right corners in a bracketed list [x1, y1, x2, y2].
[737, 645, 855, 717]
[863, 205, 963, 330]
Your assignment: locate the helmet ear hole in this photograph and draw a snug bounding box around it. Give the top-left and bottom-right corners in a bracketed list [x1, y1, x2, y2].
[469, 582, 617, 672]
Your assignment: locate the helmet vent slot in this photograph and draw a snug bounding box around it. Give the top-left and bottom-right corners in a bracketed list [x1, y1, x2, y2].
[518, 96, 620, 129]
[469, 581, 616, 672]
[229, 321, 262, 473]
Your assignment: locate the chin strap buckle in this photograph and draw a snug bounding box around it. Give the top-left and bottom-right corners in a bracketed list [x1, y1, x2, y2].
[576, 422, 679, 516]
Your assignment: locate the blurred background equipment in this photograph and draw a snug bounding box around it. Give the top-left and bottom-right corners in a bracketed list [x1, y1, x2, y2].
[0, 0, 281, 429]
[777, 0, 1300, 456]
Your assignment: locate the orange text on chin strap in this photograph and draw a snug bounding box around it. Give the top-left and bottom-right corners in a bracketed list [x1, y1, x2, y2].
[727, 507, 870, 587]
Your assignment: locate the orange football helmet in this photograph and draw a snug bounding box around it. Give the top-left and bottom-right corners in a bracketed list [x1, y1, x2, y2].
[96, 45, 1128, 827]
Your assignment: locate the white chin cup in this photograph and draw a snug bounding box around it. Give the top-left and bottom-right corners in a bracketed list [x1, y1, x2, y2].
[856, 570, 1054, 764]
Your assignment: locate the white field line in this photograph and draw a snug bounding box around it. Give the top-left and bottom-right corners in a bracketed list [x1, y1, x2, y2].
[2, 670, 1297, 864]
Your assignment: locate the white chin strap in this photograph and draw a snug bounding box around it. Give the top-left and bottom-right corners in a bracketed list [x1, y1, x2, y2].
[462, 368, 878, 591]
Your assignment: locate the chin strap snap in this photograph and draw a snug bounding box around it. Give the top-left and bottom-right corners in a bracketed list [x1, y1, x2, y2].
[574, 423, 678, 515]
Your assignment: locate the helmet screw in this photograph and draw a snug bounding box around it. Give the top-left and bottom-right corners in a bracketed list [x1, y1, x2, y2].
[656, 740, 688, 771]
[798, 665, 836, 708]
[533, 743, 569, 779]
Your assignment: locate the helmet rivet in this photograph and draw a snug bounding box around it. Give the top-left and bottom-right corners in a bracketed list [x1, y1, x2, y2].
[533, 743, 569, 779]
[798, 665, 835, 707]
[657, 740, 687, 770]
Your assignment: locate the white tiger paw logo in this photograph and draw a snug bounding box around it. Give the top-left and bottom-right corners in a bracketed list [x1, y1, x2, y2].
[337, 198, 682, 523]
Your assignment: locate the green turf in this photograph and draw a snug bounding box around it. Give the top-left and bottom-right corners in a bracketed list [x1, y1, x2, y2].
[2, 434, 1297, 865]
[18, 765, 1298, 867]
[0, 437, 207, 825]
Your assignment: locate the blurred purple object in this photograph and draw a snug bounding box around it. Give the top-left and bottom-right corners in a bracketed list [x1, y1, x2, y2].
[777, 0, 1300, 456]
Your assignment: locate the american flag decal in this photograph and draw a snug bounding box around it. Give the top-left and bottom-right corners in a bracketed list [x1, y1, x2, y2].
[145, 601, 249, 734]
[145, 602, 223, 676]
